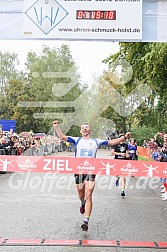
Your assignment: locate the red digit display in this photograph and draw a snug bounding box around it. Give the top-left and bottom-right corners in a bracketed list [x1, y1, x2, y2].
[76, 10, 116, 20]
[91, 11, 96, 19]
[96, 11, 101, 19]
[108, 11, 114, 20]
[104, 11, 108, 19]
[77, 10, 83, 19]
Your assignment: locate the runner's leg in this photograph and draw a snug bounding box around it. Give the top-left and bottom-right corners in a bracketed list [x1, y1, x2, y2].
[81, 180, 95, 231]
[84, 180, 95, 218]
[75, 175, 86, 214]
[121, 176, 126, 196]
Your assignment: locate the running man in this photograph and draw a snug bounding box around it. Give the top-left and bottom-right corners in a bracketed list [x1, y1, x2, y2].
[53, 121, 130, 231]
[111, 134, 130, 197]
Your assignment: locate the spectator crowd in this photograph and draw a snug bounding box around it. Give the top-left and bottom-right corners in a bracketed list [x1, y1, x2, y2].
[142, 132, 167, 200]
[0, 128, 74, 157]
[0, 127, 167, 200]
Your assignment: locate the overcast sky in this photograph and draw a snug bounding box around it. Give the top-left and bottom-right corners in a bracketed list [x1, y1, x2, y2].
[0, 40, 120, 83]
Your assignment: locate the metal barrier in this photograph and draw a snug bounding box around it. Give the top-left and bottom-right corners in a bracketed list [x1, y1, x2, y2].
[0, 149, 6, 155]
[22, 144, 57, 156]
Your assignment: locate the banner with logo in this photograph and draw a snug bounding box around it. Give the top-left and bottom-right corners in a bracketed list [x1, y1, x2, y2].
[0, 1, 166, 42]
[0, 155, 167, 178]
[23, 0, 142, 40]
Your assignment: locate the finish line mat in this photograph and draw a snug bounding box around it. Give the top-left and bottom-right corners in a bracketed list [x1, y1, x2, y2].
[0, 239, 167, 248]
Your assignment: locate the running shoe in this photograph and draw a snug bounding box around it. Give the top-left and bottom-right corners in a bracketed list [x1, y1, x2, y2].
[80, 202, 85, 214]
[115, 179, 119, 187]
[121, 191, 125, 197]
[81, 221, 88, 231]
[161, 189, 166, 193]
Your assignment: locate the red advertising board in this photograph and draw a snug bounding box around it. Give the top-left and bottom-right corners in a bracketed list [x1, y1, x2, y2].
[0, 155, 166, 178]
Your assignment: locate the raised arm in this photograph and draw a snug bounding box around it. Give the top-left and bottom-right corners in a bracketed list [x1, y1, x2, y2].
[53, 121, 68, 141]
[108, 132, 131, 146]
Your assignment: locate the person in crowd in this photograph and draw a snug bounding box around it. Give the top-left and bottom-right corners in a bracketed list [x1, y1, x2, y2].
[154, 132, 167, 147]
[152, 147, 162, 161]
[161, 179, 167, 201]
[147, 138, 158, 153]
[162, 143, 167, 155]
[153, 143, 167, 201]
[159, 161, 167, 201]
[128, 138, 138, 160]
[142, 139, 148, 148]
[6, 136, 15, 155]
[0, 137, 10, 155]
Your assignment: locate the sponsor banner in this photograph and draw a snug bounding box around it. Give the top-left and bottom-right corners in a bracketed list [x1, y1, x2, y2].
[0, 155, 167, 178]
[0, 1, 167, 42]
[137, 146, 152, 159]
[24, 0, 142, 40]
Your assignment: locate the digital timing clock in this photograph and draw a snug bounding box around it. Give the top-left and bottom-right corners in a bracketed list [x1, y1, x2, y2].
[76, 10, 116, 20]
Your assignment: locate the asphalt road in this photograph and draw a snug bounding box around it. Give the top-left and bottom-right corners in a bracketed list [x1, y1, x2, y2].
[0, 149, 167, 252]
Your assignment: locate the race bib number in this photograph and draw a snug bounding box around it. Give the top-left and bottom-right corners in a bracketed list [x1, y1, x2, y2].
[80, 149, 92, 157]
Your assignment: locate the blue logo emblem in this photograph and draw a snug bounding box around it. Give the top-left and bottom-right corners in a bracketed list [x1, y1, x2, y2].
[25, 0, 68, 35]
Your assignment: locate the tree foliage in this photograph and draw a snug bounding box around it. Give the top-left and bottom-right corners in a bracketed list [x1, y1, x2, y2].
[0, 44, 83, 134]
[0, 51, 19, 93]
[101, 42, 167, 136]
[0, 42, 166, 143]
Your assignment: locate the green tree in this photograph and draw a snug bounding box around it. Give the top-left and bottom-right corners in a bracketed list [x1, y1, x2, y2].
[0, 51, 19, 93]
[0, 79, 32, 132]
[103, 42, 167, 131]
[24, 44, 83, 134]
[0, 51, 20, 121]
